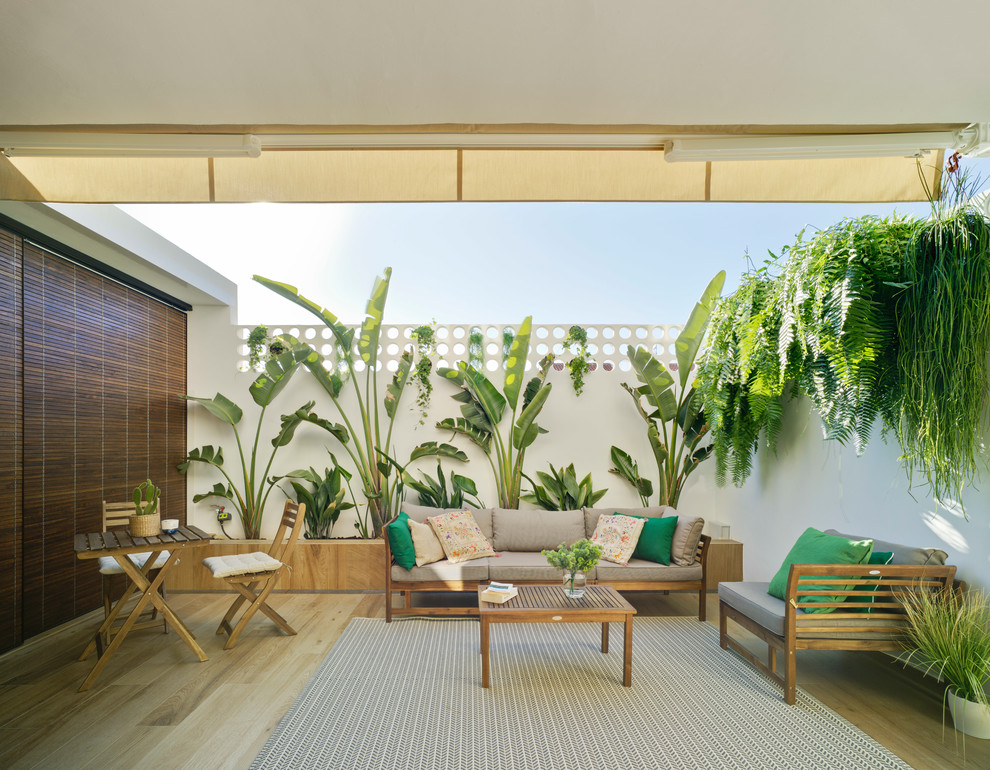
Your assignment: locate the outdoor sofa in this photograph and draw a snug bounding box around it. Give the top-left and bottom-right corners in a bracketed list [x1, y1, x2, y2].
[384, 503, 710, 622]
[718, 529, 958, 704]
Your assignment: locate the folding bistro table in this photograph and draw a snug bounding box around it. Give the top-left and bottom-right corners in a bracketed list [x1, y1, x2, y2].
[74, 525, 213, 691]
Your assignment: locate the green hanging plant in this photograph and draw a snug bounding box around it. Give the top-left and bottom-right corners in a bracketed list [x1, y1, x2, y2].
[896, 169, 990, 506]
[468, 326, 484, 371]
[409, 324, 436, 426]
[562, 325, 591, 396]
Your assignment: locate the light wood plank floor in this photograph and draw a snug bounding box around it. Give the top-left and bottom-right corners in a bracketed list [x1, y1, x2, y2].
[0, 592, 986, 769]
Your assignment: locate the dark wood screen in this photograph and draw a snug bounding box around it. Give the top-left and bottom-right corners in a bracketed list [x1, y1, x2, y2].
[0, 229, 23, 652]
[0, 227, 187, 648]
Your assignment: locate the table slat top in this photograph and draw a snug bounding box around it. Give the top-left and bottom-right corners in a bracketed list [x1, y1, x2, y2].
[478, 584, 636, 614]
[75, 524, 213, 557]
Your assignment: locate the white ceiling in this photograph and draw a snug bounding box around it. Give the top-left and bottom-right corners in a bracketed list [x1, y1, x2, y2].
[3, 0, 988, 129]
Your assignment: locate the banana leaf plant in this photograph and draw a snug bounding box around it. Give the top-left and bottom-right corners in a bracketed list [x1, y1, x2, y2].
[437, 316, 553, 508]
[254, 269, 447, 536]
[609, 271, 725, 508]
[177, 344, 348, 539]
[275, 453, 359, 539]
[521, 463, 607, 510]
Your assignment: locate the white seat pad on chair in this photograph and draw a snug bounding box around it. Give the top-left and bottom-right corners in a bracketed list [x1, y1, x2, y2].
[98, 551, 171, 575]
[203, 552, 283, 579]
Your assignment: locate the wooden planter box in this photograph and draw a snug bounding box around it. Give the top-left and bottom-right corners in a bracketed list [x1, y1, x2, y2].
[165, 538, 386, 592]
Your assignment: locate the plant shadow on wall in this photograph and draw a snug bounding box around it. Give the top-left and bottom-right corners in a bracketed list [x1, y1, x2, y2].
[609, 272, 726, 508]
[698, 159, 990, 511]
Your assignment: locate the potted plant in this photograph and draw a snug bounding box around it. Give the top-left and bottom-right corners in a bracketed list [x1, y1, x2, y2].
[900, 586, 990, 740]
[130, 478, 161, 537]
[541, 539, 603, 599]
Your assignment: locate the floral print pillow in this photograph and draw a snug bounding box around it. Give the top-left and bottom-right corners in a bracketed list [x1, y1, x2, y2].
[591, 514, 646, 565]
[427, 511, 495, 564]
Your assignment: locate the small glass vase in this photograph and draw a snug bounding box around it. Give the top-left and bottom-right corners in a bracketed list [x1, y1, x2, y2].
[562, 570, 587, 599]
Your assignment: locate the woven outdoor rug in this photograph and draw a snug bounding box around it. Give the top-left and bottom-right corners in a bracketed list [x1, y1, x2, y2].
[251, 616, 911, 769]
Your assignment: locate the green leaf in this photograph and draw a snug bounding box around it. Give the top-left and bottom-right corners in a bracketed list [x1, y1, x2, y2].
[512, 382, 551, 450]
[248, 344, 308, 408]
[192, 482, 234, 503]
[627, 346, 677, 421]
[301, 349, 346, 400]
[253, 276, 354, 352]
[275, 402, 349, 448]
[452, 474, 479, 496]
[675, 270, 726, 389]
[385, 350, 413, 419]
[358, 268, 391, 366]
[182, 394, 242, 425]
[177, 445, 224, 473]
[461, 363, 507, 426]
[409, 441, 469, 463]
[437, 417, 492, 453]
[503, 316, 532, 410]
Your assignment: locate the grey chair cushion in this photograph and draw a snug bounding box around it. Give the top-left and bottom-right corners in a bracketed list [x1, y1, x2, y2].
[391, 557, 492, 582]
[824, 529, 947, 566]
[719, 581, 788, 636]
[596, 559, 702, 582]
[492, 508, 585, 551]
[488, 551, 597, 581]
[582, 506, 672, 538]
[399, 503, 494, 541]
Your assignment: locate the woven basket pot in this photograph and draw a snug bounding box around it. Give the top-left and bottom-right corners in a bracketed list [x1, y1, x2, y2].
[129, 512, 161, 537]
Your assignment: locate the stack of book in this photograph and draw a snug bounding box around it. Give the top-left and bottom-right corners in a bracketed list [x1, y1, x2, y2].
[481, 581, 518, 603]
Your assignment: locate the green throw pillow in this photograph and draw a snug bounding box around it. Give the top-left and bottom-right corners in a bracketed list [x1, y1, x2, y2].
[388, 512, 417, 570]
[620, 514, 679, 565]
[767, 527, 874, 614]
[849, 550, 894, 612]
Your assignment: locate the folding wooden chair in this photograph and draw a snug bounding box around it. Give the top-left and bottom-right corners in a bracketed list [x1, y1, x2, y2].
[203, 500, 306, 650]
[97, 500, 169, 637]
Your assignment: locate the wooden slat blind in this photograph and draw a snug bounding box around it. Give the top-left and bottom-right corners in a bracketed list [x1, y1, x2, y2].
[2, 232, 188, 644]
[0, 228, 23, 652]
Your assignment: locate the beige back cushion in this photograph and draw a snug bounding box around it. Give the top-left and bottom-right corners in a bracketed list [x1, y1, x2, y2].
[407, 517, 446, 567]
[492, 508, 586, 551]
[665, 510, 705, 566]
[400, 503, 494, 541]
[582, 506, 673, 538]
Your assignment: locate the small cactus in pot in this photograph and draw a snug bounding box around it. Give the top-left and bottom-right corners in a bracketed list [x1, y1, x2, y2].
[130, 479, 162, 536]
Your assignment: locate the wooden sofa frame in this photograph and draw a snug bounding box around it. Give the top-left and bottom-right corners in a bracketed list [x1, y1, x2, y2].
[384, 517, 710, 623]
[718, 562, 958, 704]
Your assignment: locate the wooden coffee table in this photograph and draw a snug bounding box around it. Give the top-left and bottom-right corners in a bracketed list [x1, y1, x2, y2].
[477, 584, 637, 688]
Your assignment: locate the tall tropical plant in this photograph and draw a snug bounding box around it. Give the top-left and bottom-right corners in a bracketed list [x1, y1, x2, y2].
[610, 272, 725, 508]
[400, 459, 485, 509]
[437, 316, 553, 508]
[277, 457, 358, 539]
[178, 344, 348, 538]
[254, 269, 447, 535]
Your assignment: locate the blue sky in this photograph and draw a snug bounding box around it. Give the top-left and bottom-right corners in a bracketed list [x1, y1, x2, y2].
[121, 159, 990, 326]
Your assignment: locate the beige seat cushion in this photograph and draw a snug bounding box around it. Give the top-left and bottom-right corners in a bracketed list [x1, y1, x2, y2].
[596, 559, 702, 583]
[391, 557, 492, 582]
[488, 551, 598, 582]
[408, 517, 445, 566]
[98, 550, 170, 575]
[203, 552, 283, 579]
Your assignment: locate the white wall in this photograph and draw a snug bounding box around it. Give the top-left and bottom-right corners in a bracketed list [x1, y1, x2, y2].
[185, 310, 990, 591]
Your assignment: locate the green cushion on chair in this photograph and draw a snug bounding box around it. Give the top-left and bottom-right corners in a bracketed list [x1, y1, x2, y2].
[848, 550, 894, 611]
[389, 512, 417, 570]
[767, 527, 874, 613]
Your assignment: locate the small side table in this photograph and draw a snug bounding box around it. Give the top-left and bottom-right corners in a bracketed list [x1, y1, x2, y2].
[706, 539, 743, 592]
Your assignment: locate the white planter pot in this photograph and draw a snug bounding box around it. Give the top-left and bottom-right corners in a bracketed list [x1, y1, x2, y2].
[947, 689, 990, 739]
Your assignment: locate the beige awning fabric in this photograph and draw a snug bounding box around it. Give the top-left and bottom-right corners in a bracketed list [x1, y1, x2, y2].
[0, 148, 943, 204]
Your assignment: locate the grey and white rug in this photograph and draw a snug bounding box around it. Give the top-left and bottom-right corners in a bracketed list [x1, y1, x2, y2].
[251, 616, 911, 769]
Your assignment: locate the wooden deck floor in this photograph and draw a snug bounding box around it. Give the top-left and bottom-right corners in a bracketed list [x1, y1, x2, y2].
[0, 591, 986, 769]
